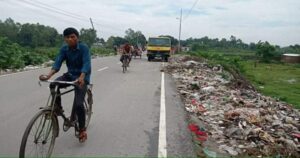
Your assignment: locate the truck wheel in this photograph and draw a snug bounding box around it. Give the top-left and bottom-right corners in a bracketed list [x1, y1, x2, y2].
[164, 57, 169, 62]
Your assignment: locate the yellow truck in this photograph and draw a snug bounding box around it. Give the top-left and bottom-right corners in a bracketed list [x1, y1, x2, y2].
[147, 37, 171, 62]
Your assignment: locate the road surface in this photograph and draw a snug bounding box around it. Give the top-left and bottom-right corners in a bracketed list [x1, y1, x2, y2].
[0, 55, 195, 157]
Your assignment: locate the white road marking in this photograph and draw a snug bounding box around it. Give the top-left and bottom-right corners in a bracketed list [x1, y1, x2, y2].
[97, 67, 109, 72]
[158, 68, 167, 157]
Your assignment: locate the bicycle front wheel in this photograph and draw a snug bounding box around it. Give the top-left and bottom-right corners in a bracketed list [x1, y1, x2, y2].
[84, 100, 92, 128]
[19, 110, 58, 158]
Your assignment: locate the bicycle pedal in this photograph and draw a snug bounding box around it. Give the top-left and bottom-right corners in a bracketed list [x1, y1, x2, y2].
[63, 120, 73, 132]
[63, 124, 70, 132]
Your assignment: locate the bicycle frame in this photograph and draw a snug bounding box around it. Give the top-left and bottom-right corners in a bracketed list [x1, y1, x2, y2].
[43, 81, 76, 120]
[38, 80, 79, 139]
[20, 80, 92, 157]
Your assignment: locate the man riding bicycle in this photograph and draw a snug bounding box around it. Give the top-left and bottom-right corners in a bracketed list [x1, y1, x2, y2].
[120, 42, 132, 66]
[39, 27, 91, 143]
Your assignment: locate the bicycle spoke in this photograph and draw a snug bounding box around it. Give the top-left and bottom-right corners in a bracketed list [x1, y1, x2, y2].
[21, 111, 56, 157]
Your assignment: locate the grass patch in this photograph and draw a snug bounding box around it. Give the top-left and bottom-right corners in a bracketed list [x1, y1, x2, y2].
[241, 61, 300, 108]
[187, 50, 300, 109]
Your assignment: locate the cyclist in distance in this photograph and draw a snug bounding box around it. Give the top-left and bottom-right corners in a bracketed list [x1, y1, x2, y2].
[120, 42, 132, 66]
[39, 27, 91, 143]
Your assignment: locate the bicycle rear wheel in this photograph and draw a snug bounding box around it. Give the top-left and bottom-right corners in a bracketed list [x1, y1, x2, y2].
[84, 91, 93, 128]
[19, 110, 58, 158]
[122, 58, 127, 73]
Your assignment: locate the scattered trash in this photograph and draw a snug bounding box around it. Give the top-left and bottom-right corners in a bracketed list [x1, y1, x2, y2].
[0, 60, 54, 76]
[219, 144, 239, 156]
[203, 148, 218, 158]
[165, 56, 300, 157]
[23, 65, 40, 71]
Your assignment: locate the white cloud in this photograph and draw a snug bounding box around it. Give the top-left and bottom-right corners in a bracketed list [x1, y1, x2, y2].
[0, 0, 299, 46]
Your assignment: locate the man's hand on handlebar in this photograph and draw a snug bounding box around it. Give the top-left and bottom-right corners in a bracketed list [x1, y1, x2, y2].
[39, 70, 56, 81]
[77, 73, 86, 88]
[39, 74, 50, 81]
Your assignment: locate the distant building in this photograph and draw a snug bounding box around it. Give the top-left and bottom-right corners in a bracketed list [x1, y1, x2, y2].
[281, 54, 300, 63]
[181, 47, 190, 52]
[92, 42, 104, 47]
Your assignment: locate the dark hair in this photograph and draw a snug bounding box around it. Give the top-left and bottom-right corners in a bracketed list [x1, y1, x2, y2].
[63, 27, 79, 37]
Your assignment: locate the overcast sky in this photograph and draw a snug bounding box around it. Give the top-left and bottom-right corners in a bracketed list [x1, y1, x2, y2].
[0, 0, 299, 46]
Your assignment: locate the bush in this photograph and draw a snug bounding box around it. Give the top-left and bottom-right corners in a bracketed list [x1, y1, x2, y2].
[191, 51, 244, 73]
[22, 51, 47, 65]
[91, 47, 114, 56]
[0, 37, 25, 69]
[34, 47, 58, 60]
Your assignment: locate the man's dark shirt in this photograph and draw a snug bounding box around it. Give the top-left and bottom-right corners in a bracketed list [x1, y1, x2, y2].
[52, 42, 91, 83]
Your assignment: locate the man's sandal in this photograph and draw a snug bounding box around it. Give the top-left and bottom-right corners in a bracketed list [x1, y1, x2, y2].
[79, 129, 87, 143]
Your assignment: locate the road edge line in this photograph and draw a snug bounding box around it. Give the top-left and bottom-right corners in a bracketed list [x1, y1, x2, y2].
[158, 70, 167, 157]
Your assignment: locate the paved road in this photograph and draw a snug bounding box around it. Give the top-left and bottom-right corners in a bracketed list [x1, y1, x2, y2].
[0, 55, 195, 157]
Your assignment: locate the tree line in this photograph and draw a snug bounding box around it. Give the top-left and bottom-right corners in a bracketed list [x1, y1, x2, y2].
[0, 18, 99, 48]
[0, 18, 102, 69]
[1, 18, 299, 70]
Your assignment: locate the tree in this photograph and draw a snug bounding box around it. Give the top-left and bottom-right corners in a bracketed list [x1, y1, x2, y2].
[17, 23, 59, 48]
[159, 35, 178, 46]
[249, 42, 256, 50]
[80, 28, 97, 48]
[230, 35, 237, 47]
[220, 38, 229, 48]
[124, 28, 146, 47]
[256, 41, 276, 62]
[96, 37, 105, 45]
[106, 36, 127, 48]
[0, 18, 20, 42]
[18, 23, 34, 47]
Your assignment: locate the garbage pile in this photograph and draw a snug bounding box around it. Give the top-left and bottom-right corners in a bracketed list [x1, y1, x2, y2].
[165, 56, 300, 157]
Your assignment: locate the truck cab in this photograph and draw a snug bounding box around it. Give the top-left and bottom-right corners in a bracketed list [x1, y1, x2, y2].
[146, 37, 171, 62]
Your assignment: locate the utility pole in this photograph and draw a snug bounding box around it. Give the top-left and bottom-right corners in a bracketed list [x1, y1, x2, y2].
[178, 8, 182, 53]
[89, 18, 95, 30]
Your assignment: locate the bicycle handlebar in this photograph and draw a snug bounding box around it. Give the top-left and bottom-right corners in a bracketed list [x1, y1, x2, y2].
[39, 80, 78, 86]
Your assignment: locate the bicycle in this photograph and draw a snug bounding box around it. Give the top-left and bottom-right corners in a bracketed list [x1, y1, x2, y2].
[19, 80, 93, 158]
[122, 54, 130, 73]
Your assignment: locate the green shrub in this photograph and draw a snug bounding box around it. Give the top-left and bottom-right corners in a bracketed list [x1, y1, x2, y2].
[34, 47, 58, 60]
[91, 47, 114, 56]
[191, 50, 244, 73]
[22, 51, 47, 65]
[0, 37, 25, 69]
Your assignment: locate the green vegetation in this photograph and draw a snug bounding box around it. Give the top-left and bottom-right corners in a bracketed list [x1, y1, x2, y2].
[189, 49, 248, 73]
[242, 62, 300, 108]
[124, 28, 147, 46]
[0, 37, 25, 69]
[106, 28, 147, 48]
[91, 47, 115, 56]
[0, 18, 62, 48]
[0, 18, 116, 70]
[189, 49, 300, 108]
[0, 35, 56, 69]
[183, 35, 299, 108]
